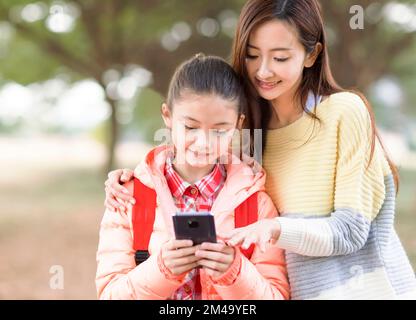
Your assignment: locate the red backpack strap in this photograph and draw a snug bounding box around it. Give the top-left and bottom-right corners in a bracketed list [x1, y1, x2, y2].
[234, 192, 258, 259]
[132, 177, 157, 264]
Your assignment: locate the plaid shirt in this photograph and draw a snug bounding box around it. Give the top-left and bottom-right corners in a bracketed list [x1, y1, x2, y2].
[165, 156, 226, 300]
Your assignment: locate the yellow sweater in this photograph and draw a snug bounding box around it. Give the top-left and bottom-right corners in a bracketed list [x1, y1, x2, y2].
[263, 92, 416, 299]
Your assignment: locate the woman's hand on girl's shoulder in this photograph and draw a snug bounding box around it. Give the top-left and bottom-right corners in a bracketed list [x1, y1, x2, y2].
[104, 168, 135, 212]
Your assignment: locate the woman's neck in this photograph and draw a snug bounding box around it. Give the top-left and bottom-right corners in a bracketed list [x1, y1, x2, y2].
[270, 93, 303, 129]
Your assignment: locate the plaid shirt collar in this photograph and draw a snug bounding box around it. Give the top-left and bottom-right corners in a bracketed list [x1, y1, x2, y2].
[164, 155, 225, 202]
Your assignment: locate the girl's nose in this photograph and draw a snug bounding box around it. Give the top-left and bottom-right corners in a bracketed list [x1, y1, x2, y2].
[193, 130, 210, 148]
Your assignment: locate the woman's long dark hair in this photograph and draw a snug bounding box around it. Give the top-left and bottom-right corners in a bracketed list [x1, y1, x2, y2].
[231, 0, 399, 191]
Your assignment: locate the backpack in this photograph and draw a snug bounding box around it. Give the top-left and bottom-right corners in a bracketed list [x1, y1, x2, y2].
[132, 178, 258, 265]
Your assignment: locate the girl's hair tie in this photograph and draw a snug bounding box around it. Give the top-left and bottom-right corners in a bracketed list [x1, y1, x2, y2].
[194, 52, 205, 59]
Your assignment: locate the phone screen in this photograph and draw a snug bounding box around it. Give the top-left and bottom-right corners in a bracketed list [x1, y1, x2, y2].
[172, 212, 217, 245]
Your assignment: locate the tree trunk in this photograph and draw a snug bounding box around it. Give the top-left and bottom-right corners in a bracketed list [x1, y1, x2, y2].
[106, 97, 119, 174]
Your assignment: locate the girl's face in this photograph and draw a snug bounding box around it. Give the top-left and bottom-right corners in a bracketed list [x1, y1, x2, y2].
[245, 19, 318, 102]
[162, 92, 243, 168]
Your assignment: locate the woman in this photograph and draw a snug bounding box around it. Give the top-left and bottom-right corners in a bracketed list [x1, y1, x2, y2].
[104, 0, 416, 299]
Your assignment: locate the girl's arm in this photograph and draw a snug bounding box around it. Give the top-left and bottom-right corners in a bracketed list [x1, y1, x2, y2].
[96, 209, 185, 299]
[212, 191, 290, 300]
[96, 181, 186, 300]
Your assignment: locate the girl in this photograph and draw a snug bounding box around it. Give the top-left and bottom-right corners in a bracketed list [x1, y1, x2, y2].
[104, 0, 416, 299]
[96, 54, 290, 300]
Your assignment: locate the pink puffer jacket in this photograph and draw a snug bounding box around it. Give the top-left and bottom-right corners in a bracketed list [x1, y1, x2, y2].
[96, 145, 290, 300]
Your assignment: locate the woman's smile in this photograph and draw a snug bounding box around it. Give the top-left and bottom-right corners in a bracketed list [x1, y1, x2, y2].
[255, 78, 282, 91]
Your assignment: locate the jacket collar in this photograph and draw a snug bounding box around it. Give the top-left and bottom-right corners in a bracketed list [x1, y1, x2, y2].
[134, 145, 267, 236]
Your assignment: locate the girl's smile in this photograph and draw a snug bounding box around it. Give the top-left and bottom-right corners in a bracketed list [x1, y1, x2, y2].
[188, 149, 212, 157]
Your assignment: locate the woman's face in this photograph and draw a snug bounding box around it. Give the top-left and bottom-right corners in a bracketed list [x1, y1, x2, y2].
[245, 19, 315, 102]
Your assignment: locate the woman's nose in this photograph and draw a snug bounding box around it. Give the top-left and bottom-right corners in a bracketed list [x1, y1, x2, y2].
[257, 60, 274, 79]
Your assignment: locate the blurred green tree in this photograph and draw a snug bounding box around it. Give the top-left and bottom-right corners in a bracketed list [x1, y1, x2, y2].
[322, 0, 416, 92]
[0, 0, 243, 172]
[0, 0, 415, 172]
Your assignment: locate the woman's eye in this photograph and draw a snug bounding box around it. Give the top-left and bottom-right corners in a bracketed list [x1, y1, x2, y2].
[274, 57, 289, 62]
[246, 54, 258, 60]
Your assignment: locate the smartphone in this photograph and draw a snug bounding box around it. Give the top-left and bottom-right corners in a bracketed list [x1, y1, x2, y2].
[172, 212, 217, 245]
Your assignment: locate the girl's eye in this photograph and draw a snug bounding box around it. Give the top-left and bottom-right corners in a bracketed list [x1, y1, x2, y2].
[184, 125, 198, 131]
[274, 57, 289, 62]
[212, 129, 228, 136]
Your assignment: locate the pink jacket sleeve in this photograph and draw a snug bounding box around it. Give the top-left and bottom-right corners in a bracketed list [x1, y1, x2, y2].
[212, 191, 291, 300]
[95, 207, 184, 300]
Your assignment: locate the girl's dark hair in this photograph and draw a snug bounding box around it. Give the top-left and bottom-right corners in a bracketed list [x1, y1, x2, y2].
[166, 53, 247, 115]
[231, 0, 399, 191]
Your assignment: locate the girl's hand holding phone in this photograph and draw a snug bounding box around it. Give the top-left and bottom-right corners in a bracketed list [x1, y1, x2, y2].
[195, 241, 236, 279]
[160, 239, 201, 276]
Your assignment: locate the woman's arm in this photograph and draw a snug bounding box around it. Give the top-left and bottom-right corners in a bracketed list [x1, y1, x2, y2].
[226, 94, 387, 258]
[214, 192, 290, 300]
[275, 95, 386, 257]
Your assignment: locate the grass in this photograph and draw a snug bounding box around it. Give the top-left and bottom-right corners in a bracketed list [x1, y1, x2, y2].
[0, 167, 105, 299]
[0, 141, 415, 299]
